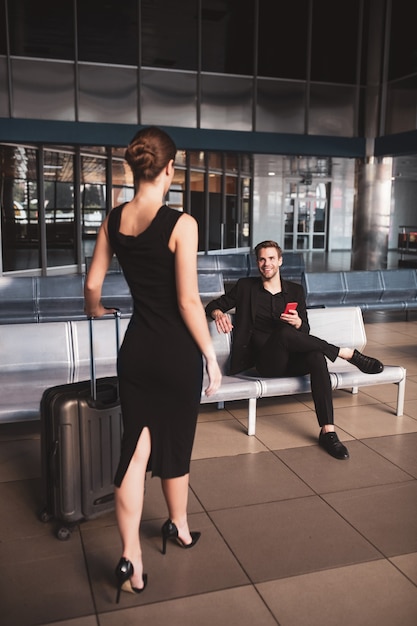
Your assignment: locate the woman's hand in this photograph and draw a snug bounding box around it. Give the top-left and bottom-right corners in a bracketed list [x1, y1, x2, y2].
[204, 356, 222, 397]
[84, 304, 117, 319]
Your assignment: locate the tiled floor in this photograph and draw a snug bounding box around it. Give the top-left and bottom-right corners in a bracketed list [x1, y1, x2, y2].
[1, 309, 417, 625]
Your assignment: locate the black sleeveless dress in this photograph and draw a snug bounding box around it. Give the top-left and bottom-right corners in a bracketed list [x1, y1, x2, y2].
[107, 204, 203, 485]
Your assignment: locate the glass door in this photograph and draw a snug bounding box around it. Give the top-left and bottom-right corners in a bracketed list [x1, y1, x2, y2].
[284, 179, 329, 251]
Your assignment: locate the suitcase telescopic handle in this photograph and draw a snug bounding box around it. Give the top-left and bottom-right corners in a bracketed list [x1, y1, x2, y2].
[88, 309, 121, 401]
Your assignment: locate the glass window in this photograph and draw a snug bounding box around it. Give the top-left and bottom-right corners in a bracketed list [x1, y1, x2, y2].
[311, 0, 360, 84]
[44, 150, 76, 267]
[225, 153, 238, 173]
[174, 151, 187, 167]
[0, 145, 40, 272]
[0, 1, 6, 55]
[385, 76, 417, 135]
[189, 151, 206, 169]
[141, 0, 198, 70]
[258, 0, 308, 79]
[389, 0, 417, 80]
[190, 171, 206, 251]
[209, 153, 223, 170]
[78, 64, 137, 124]
[0, 58, 9, 117]
[309, 84, 356, 137]
[141, 69, 197, 128]
[208, 173, 222, 250]
[112, 150, 134, 208]
[11, 58, 75, 121]
[201, 74, 252, 131]
[168, 169, 186, 211]
[256, 78, 305, 134]
[202, 0, 255, 75]
[77, 0, 138, 65]
[81, 154, 107, 250]
[240, 176, 251, 247]
[8, 0, 74, 59]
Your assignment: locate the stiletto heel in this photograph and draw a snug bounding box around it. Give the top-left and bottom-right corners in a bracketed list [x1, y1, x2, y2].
[161, 519, 201, 555]
[115, 557, 147, 604]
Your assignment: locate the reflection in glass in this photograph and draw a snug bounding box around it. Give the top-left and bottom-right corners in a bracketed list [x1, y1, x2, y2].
[168, 169, 186, 211]
[385, 76, 417, 135]
[0, 146, 40, 271]
[202, 0, 254, 75]
[141, 69, 197, 128]
[78, 0, 138, 65]
[258, 1, 308, 79]
[141, 0, 197, 70]
[111, 154, 134, 210]
[8, 0, 74, 59]
[190, 172, 205, 251]
[311, 0, 359, 84]
[201, 74, 252, 131]
[0, 143, 253, 271]
[283, 179, 328, 251]
[256, 79, 305, 134]
[11, 59, 76, 122]
[44, 150, 76, 267]
[308, 83, 356, 137]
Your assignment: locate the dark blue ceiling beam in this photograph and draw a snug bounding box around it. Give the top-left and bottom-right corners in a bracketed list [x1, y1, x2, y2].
[0, 118, 366, 158]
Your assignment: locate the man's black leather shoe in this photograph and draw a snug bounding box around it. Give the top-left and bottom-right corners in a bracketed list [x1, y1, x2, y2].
[319, 431, 349, 460]
[348, 349, 384, 374]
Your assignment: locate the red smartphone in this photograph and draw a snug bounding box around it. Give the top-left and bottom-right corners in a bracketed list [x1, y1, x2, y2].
[283, 302, 298, 314]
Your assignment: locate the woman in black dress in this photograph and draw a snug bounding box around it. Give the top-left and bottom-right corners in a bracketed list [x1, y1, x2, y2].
[84, 126, 221, 602]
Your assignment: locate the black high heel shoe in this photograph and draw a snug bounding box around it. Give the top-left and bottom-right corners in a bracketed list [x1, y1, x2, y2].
[115, 557, 147, 604]
[161, 519, 201, 555]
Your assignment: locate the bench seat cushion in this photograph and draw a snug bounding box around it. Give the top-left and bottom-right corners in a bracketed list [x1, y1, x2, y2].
[200, 375, 260, 404]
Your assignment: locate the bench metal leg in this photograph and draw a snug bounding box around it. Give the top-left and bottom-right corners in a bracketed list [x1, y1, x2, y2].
[247, 398, 257, 436]
[396, 376, 406, 416]
[217, 401, 225, 410]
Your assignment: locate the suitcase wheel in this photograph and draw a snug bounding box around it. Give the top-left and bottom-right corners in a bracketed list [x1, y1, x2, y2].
[56, 526, 72, 541]
[39, 508, 53, 523]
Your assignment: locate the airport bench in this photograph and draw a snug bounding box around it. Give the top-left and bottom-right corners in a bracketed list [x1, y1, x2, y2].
[302, 269, 417, 319]
[0, 308, 406, 434]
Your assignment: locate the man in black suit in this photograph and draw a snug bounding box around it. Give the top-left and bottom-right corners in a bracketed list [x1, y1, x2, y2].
[205, 240, 384, 460]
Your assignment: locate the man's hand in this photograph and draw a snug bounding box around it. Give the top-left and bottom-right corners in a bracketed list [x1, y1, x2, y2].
[212, 309, 233, 334]
[280, 309, 302, 329]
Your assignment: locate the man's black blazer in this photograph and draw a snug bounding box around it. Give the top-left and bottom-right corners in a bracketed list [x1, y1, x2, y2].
[205, 277, 310, 375]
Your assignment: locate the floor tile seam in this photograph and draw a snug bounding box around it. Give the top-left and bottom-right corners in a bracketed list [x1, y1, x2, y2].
[399, 408, 417, 422]
[197, 493, 326, 517]
[271, 446, 417, 497]
[201, 508, 281, 590]
[388, 556, 417, 589]
[358, 437, 417, 480]
[189, 456, 319, 515]
[97, 582, 278, 621]
[254, 556, 389, 587]
[317, 477, 417, 499]
[314, 498, 388, 559]
[270, 446, 334, 494]
[79, 524, 99, 616]
[317, 490, 417, 561]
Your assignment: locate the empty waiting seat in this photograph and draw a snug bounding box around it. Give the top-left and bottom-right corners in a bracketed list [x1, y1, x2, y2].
[342, 270, 384, 306]
[37, 275, 85, 321]
[0, 276, 37, 323]
[379, 269, 417, 303]
[302, 271, 346, 307]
